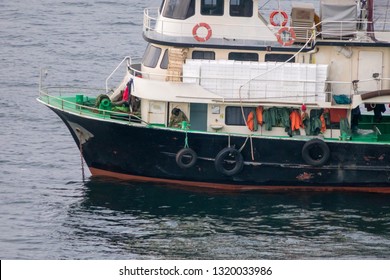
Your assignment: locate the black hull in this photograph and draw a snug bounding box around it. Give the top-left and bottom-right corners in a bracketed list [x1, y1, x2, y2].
[51, 107, 390, 193]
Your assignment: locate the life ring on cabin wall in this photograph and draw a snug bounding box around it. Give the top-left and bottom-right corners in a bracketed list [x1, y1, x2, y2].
[301, 138, 330, 167]
[270, 10, 288, 26]
[176, 148, 197, 169]
[214, 147, 244, 176]
[192, 22, 212, 42]
[276, 26, 296, 46]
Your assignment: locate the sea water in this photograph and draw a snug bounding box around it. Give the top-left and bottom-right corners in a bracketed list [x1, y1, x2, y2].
[1, 0, 390, 259]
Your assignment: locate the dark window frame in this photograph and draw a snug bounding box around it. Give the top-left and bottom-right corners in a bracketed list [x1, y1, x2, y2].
[142, 44, 162, 68]
[265, 53, 296, 63]
[228, 52, 259, 61]
[163, 0, 195, 20]
[229, 0, 253, 17]
[201, 0, 224, 16]
[159, 0, 165, 14]
[225, 106, 254, 126]
[192, 51, 216, 60]
[160, 49, 169, 69]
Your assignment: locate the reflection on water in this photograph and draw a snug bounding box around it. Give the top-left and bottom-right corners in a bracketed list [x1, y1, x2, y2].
[61, 178, 390, 259]
[2, 0, 390, 260]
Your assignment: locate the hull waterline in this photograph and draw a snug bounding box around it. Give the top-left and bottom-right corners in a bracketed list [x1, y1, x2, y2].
[49, 106, 390, 193]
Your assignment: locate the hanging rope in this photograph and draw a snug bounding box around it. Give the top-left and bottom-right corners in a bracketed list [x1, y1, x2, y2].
[238, 31, 316, 128]
[249, 135, 254, 161]
[79, 140, 85, 182]
[237, 135, 255, 161]
[235, 31, 317, 162]
[238, 136, 249, 152]
[184, 130, 189, 148]
[76, 128, 86, 182]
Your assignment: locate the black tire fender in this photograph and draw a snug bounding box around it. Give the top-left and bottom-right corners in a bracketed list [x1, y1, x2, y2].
[301, 138, 330, 166]
[214, 147, 244, 176]
[176, 148, 197, 169]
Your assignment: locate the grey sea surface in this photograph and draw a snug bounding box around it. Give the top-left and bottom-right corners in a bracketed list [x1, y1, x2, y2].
[1, 0, 390, 259]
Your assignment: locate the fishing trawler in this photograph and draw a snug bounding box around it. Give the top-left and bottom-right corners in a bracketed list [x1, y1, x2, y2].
[38, 0, 390, 192]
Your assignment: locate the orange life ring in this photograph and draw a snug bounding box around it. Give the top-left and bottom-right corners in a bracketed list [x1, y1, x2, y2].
[276, 27, 296, 46]
[270, 10, 288, 26]
[192, 23, 212, 42]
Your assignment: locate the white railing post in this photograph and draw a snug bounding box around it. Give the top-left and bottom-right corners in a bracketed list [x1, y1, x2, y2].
[105, 56, 130, 93]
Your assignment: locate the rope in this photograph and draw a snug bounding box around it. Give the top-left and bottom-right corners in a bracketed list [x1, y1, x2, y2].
[76, 130, 86, 182]
[237, 135, 255, 161]
[235, 33, 317, 162]
[259, 0, 273, 10]
[238, 31, 316, 127]
[184, 130, 189, 148]
[250, 135, 254, 161]
[238, 136, 249, 152]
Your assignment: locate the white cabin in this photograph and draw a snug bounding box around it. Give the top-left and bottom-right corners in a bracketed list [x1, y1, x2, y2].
[114, 0, 390, 138]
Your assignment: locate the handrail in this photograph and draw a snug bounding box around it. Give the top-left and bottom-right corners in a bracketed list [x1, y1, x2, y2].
[143, 7, 390, 46]
[127, 57, 388, 85]
[38, 86, 149, 125]
[142, 8, 295, 47]
[105, 56, 131, 93]
[127, 56, 390, 104]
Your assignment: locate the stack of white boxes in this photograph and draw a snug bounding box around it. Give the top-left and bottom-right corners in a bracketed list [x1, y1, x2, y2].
[183, 60, 329, 102]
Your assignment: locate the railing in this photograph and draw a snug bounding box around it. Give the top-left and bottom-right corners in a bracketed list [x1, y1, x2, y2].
[143, 7, 390, 46]
[38, 86, 147, 125]
[143, 8, 313, 48]
[105, 56, 131, 93]
[127, 54, 390, 106]
[39, 86, 106, 98]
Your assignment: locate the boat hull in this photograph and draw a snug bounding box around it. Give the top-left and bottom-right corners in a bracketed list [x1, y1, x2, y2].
[51, 107, 390, 193]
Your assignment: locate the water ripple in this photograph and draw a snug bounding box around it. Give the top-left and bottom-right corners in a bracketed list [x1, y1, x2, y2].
[1, 0, 390, 260]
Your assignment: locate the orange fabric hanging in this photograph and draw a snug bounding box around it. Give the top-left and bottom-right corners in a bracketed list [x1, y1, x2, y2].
[320, 113, 326, 133]
[247, 111, 255, 131]
[329, 108, 347, 123]
[290, 110, 302, 131]
[256, 106, 263, 126]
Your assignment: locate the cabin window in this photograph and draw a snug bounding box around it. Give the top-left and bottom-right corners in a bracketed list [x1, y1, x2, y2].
[159, 0, 165, 14]
[192, 51, 215, 60]
[228, 52, 258, 61]
[201, 0, 224, 16]
[163, 0, 195, 19]
[142, 44, 162, 68]
[230, 0, 253, 17]
[265, 53, 295, 63]
[160, 49, 169, 69]
[225, 106, 254, 125]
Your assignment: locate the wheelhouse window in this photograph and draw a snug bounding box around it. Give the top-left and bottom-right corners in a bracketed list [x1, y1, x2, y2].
[160, 49, 169, 69]
[225, 106, 254, 125]
[230, 0, 253, 17]
[163, 0, 195, 19]
[265, 53, 295, 63]
[192, 51, 215, 60]
[201, 0, 224, 16]
[142, 44, 162, 68]
[228, 52, 258, 61]
[159, 0, 165, 14]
